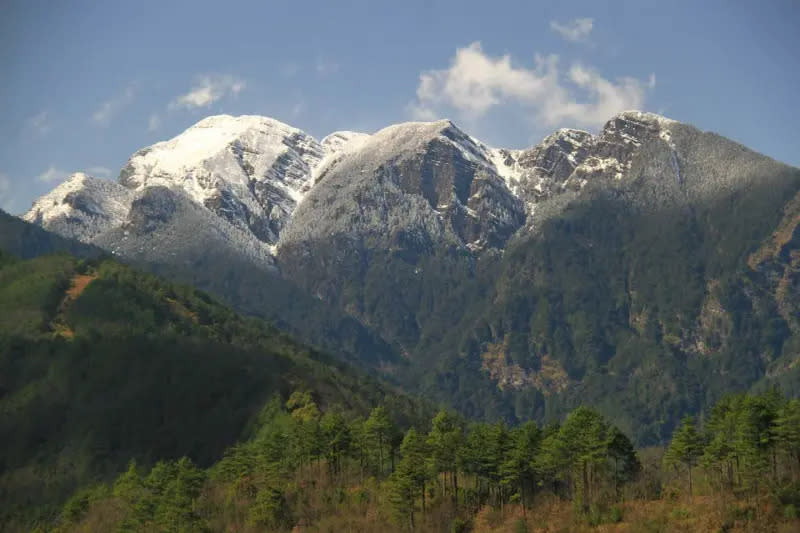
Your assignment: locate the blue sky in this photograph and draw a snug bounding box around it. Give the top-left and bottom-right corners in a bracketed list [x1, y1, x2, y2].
[1, 0, 798, 214]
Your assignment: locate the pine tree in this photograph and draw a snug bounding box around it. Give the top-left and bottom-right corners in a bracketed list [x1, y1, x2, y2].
[734, 394, 779, 491]
[365, 406, 393, 475]
[390, 428, 431, 529]
[153, 457, 205, 532]
[556, 407, 613, 511]
[426, 410, 464, 502]
[389, 468, 416, 530]
[287, 390, 322, 467]
[608, 427, 640, 500]
[775, 399, 800, 476]
[664, 416, 702, 497]
[321, 411, 351, 477]
[500, 421, 541, 513]
[702, 396, 738, 490]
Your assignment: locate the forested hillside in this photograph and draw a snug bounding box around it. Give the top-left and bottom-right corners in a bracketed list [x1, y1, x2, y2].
[0, 250, 427, 530]
[47, 390, 800, 532]
[1, 244, 798, 532]
[4, 112, 799, 532]
[410, 177, 800, 444]
[0, 210, 102, 260]
[20, 112, 800, 450]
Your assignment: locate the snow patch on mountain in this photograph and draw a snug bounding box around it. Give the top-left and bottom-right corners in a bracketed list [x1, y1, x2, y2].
[119, 114, 325, 244]
[23, 172, 134, 241]
[488, 148, 525, 193]
[281, 118, 526, 254]
[23, 110, 701, 269]
[314, 131, 371, 184]
[321, 131, 370, 154]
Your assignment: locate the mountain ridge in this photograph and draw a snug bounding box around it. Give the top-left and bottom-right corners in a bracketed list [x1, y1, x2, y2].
[25, 110, 728, 260]
[17, 110, 800, 445]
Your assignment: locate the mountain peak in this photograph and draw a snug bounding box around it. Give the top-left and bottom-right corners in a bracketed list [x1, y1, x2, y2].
[371, 118, 458, 140]
[23, 173, 133, 241]
[192, 113, 300, 131]
[115, 113, 326, 245]
[609, 110, 677, 127]
[120, 114, 316, 190]
[320, 130, 370, 154]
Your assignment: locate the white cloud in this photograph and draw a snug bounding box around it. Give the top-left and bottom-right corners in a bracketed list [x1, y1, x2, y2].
[648, 73, 657, 89]
[92, 84, 136, 126]
[37, 165, 70, 183]
[26, 111, 52, 137]
[409, 42, 653, 130]
[170, 75, 245, 110]
[84, 166, 112, 178]
[148, 113, 162, 131]
[550, 17, 594, 42]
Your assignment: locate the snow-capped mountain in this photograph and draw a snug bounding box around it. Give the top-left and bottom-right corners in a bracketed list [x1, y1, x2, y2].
[490, 111, 677, 217]
[16, 110, 800, 442]
[118, 114, 325, 245]
[24, 109, 786, 276]
[24, 172, 134, 241]
[280, 119, 525, 255]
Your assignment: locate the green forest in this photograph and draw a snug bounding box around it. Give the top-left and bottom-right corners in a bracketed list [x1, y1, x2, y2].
[0, 248, 798, 532]
[44, 390, 800, 532]
[0, 250, 427, 530]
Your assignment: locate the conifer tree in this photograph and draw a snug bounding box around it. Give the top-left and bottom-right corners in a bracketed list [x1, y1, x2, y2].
[286, 390, 322, 467]
[390, 428, 431, 529]
[500, 421, 541, 513]
[554, 407, 612, 511]
[321, 411, 351, 477]
[702, 396, 738, 490]
[775, 399, 800, 475]
[365, 406, 393, 475]
[426, 410, 464, 501]
[664, 416, 702, 497]
[608, 427, 640, 499]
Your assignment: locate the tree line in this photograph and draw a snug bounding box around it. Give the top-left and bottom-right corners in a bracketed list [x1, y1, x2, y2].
[664, 390, 800, 498]
[49, 389, 800, 532]
[52, 391, 643, 531]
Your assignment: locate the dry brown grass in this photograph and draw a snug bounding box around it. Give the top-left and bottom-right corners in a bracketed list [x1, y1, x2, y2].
[50, 272, 98, 339]
[64, 273, 97, 301]
[469, 494, 799, 533]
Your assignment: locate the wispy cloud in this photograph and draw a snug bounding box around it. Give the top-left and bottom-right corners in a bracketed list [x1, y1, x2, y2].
[315, 58, 340, 77]
[148, 113, 162, 131]
[84, 166, 112, 178]
[291, 100, 306, 117]
[92, 84, 137, 126]
[26, 111, 53, 137]
[550, 17, 594, 42]
[37, 165, 70, 183]
[409, 42, 654, 131]
[170, 75, 245, 110]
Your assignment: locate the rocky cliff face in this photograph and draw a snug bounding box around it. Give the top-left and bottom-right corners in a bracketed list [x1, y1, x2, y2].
[279, 119, 526, 256]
